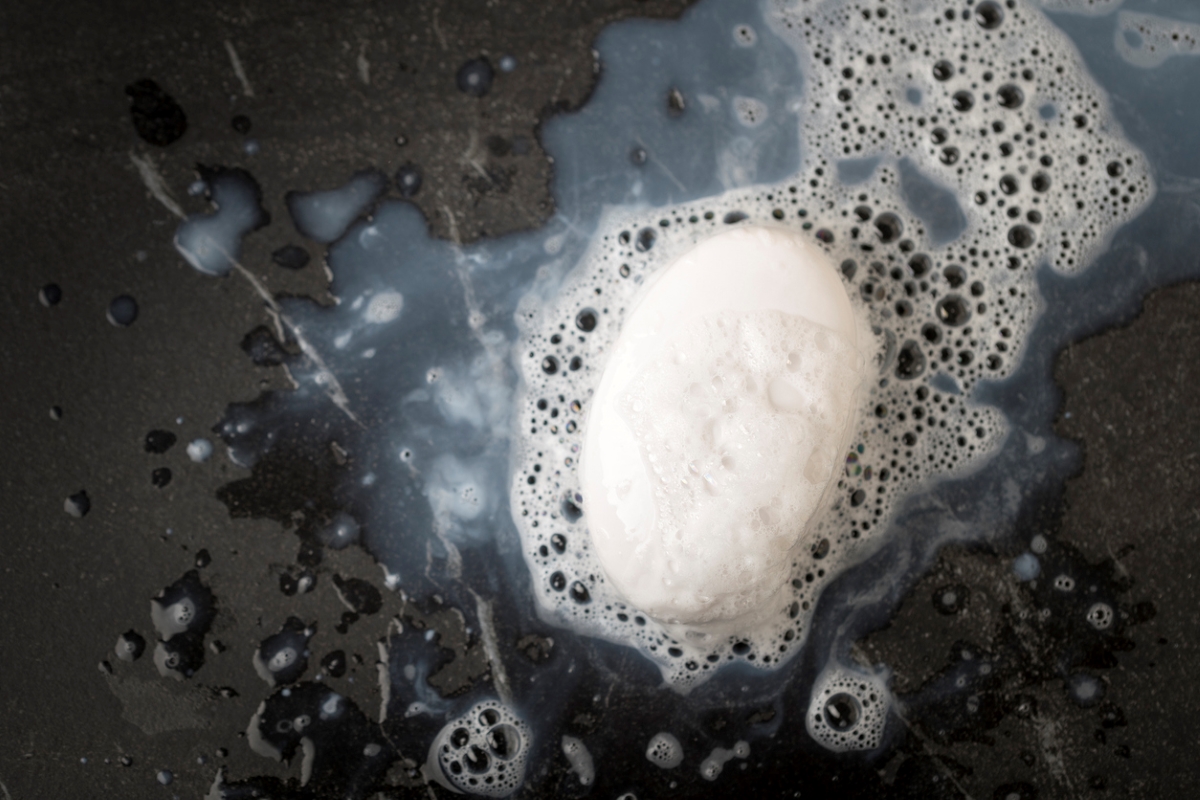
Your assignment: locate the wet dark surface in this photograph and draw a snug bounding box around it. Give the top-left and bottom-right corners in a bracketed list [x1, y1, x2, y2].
[2, 0, 1199, 798]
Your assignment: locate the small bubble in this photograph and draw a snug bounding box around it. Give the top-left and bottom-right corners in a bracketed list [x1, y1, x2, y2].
[935, 295, 971, 327]
[575, 308, 598, 332]
[997, 84, 1024, 109]
[823, 693, 861, 731]
[1007, 224, 1036, 249]
[975, 1, 1004, 30]
[635, 228, 656, 251]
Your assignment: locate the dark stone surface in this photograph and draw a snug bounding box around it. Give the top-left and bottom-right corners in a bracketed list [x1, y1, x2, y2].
[2, 0, 1198, 798]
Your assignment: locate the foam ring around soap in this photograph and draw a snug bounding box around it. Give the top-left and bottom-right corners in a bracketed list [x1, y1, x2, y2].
[510, 0, 1153, 691]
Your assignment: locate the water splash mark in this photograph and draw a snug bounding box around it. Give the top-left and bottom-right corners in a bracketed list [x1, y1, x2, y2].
[224, 40, 255, 97]
[357, 42, 371, 85]
[469, 590, 513, 706]
[128, 153, 360, 425]
[128, 152, 184, 219]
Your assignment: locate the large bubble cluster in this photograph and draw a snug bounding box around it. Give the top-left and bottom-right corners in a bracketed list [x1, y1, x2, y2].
[427, 700, 531, 797]
[511, 0, 1152, 688]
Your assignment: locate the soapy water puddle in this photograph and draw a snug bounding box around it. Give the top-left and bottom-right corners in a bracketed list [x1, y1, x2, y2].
[104, 0, 1200, 796]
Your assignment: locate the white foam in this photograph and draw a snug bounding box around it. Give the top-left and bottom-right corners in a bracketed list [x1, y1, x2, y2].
[561, 735, 595, 785]
[699, 740, 750, 780]
[364, 291, 404, 324]
[644, 732, 684, 769]
[806, 667, 890, 752]
[427, 700, 530, 797]
[1115, 10, 1200, 69]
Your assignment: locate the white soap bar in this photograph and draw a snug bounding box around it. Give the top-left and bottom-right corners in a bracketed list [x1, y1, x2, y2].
[580, 226, 866, 628]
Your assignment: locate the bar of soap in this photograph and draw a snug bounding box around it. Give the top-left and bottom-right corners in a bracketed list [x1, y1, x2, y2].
[580, 226, 867, 627]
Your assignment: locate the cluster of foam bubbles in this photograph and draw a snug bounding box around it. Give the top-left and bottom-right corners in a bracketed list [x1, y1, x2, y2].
[805, 667, 891, 751]
[700, 740, 750, 781]
[427, 700, 531, 797]
[510, 0, 1152, 688]
[149, 569, 216, 680]
[560, 735, 596, 786]
[644, 732, 684, 769]
[1115, 10, 1200, 69]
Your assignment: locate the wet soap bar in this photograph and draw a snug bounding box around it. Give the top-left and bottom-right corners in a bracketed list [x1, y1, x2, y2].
[581, 226, 867, 627]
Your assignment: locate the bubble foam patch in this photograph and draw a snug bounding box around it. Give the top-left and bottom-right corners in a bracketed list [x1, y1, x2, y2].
[805, 667, 890, 752]
[509, 0, 1153, 689]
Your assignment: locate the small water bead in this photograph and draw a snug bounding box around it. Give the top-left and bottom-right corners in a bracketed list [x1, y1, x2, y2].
[144, 429, 177, 453]
[39, 283, 62, 306]
[186, 438, 214, 462]
[271, 244, 310, 270]
[115, 630, 147, 662]
[106, 294, 139, 327]
[932, 60, 955, 81]
[952, 91, 975, 112]
[456, 57, 494, 97]
[1067, 673, 1105, 707]
[1013, 553, 1041, 581]
[667, 87, 686, 117]
[64, 490, 91, 518]
[395, 163, 422, 198]
[934, 584, 969, 615]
